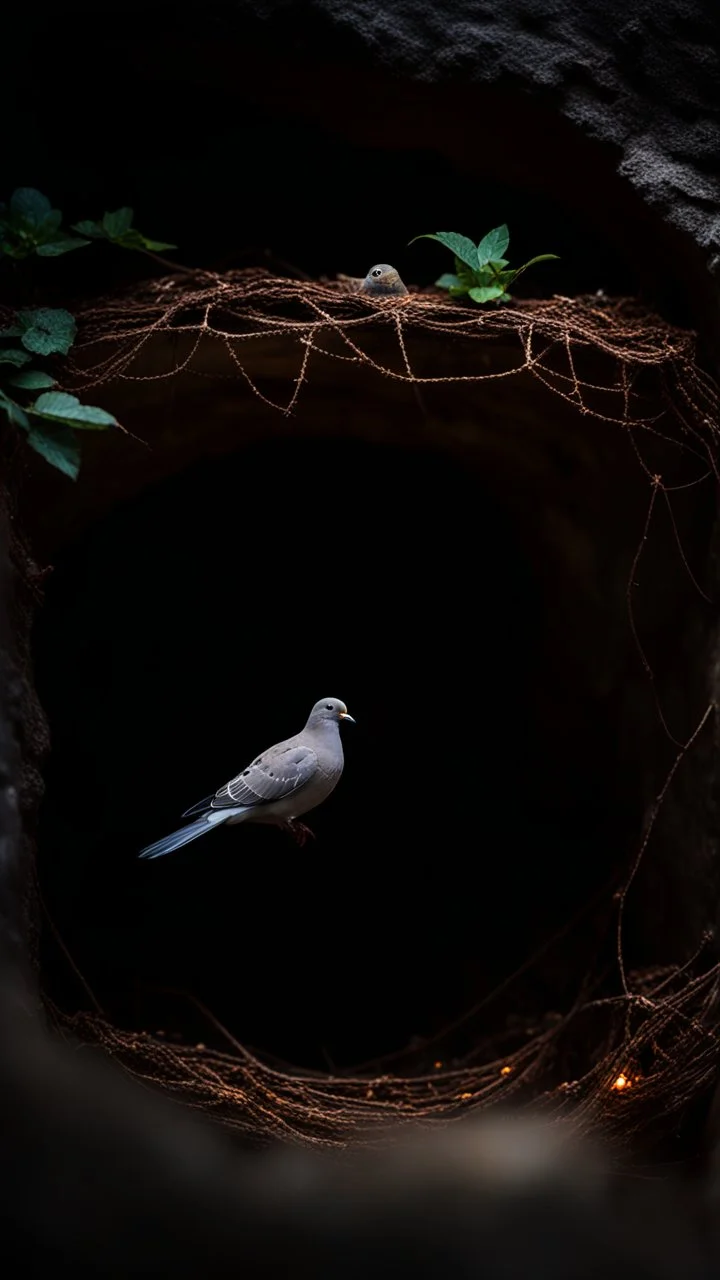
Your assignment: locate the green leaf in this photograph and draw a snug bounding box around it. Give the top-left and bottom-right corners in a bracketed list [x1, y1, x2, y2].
[32, 390, 117, 428]
[9, 188, 52, 226]
[454, 260, 481, 293]
[41, 209, 63, 233]
[0, 347, 32, 366]
[1, 245, 32, 260]
[435, 273, 463, 290]
[0, 389, 30, 430]
[468, 285, 506, 304]
[36, 236, 91, 256]
[472, 265, 495, 286]
[512, 253, 561, 277]
[7, 369, 56, 389]
[102, 207, 134, 238]
[409, 232, 479, 271]
[476, 225, 510, 268]
[114, 227, 177, 252]
[26, 423, 80, 479]
[489, 259, 510, 269]
[19, 308, 77, 356]
[135, 235, 177, 251]
[71, 220, 105, 238]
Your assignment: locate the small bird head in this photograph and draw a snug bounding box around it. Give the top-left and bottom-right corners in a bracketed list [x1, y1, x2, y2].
[307, 697, 355, 727]
[359, 264, 408, 296]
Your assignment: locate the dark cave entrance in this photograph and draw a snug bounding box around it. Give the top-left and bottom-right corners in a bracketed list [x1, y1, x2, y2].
[2, 0, 717, 1174]
[33, 426, 651, 1072]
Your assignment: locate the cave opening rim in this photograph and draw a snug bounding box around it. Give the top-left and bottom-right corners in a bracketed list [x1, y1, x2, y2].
[8, 277, 712, 1152]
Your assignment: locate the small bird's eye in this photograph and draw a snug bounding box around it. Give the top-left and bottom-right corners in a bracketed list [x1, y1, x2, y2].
[372, 268, 382, 278]
[326, 703, 334, 710]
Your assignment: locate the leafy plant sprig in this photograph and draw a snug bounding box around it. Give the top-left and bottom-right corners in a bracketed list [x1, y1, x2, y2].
[72, 205, 176, 254]
[410, 225, 559, 304]
[0, 308, 118, 479]
[0, 188, 90, 259]
[0, 188, 176, 479]
[0, 188, 176, 260]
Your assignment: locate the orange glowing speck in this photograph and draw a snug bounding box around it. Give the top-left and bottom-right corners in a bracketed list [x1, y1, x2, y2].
[500, 1065, 512, 1076]
[433, 1061, 443, 1069]
[612, 1073, 632, 1091]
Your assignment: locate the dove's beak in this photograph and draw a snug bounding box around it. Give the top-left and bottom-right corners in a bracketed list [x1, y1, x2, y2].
[340, 711, 356, 724]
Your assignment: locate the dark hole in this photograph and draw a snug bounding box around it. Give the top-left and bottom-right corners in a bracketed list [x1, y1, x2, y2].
[35, 435, 631, 1072]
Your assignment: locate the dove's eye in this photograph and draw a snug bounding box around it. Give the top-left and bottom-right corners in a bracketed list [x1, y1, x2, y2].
[372, 268, 382, 278]
[326, 703, 334, 710]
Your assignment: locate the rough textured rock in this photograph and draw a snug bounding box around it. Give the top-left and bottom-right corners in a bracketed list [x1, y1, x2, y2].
[240, 0, 720, 271]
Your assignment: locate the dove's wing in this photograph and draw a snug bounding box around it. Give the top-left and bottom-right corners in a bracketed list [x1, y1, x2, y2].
[208, 742, 318, 812]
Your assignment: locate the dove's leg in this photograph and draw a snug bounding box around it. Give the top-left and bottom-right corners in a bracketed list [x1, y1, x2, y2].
[282, 819, 315, 847]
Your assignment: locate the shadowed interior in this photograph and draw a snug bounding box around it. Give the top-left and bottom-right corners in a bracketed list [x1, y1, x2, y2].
[33, 430, 653, 1070]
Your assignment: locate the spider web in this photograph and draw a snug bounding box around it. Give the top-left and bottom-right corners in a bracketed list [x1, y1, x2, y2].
[41, 271, 720, 1151]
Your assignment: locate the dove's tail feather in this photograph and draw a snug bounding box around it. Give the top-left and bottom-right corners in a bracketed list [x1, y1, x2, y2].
[181, 794, 216, 818]
[139, 811, 228, 861]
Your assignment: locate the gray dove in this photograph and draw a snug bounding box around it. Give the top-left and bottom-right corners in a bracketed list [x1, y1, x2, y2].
[359, 263, 409, 296]
[138, 698, 354, 860]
